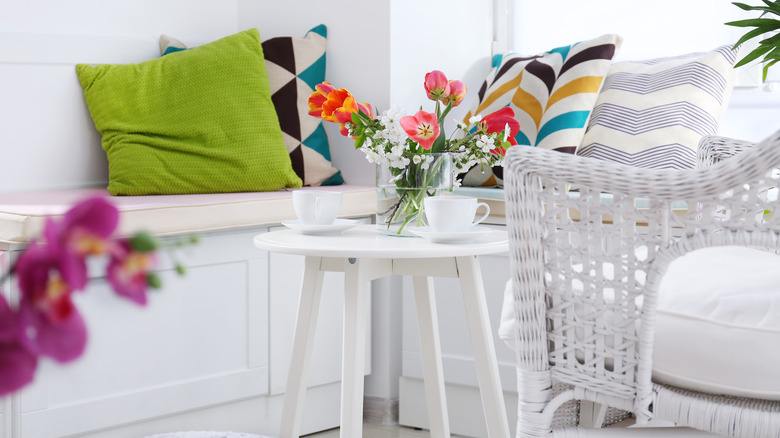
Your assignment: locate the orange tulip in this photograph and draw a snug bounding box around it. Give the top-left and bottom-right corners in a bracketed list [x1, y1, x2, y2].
[320, 88, 352, 123]
[307, 82, 336, 119]
[334, 96, 374, 137]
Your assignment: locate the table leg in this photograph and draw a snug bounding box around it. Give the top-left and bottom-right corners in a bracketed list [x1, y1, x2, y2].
[340, 258, 370, 438]
[280, 256, 325, 438]
[412, 275, 451, 438]
[456, 256, 510, 438]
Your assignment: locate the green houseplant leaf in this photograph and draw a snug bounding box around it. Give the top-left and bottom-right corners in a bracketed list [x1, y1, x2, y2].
[727, 1, 780, 81]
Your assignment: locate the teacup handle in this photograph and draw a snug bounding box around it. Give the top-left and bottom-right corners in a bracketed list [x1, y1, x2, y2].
[472, 202, 490, 226]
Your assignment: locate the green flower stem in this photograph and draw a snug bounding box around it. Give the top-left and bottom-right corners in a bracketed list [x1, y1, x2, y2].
[387, 156, 447, 234]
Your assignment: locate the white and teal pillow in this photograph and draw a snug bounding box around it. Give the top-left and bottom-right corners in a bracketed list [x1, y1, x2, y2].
[461, 34, 622, 187]
[161, 25, 343, 186]
[577, 46, 737, 169]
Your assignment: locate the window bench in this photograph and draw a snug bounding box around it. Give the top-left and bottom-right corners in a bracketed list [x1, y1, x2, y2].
[0, 185, 376, 249]
[0, 185, 376, 438]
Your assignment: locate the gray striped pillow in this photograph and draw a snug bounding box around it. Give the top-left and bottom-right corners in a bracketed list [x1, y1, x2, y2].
[577, 46, 737, 169]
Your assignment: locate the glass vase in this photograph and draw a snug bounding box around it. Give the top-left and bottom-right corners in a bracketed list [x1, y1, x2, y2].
[375, 153, 452, 236]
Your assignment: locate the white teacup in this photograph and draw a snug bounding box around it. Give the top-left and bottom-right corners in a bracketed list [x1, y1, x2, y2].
[423, 196, 490, 232]
[292, 191, 342, 225]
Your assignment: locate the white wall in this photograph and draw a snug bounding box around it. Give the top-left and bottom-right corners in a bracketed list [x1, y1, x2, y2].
[0, 0, 238, 40]
[237, 0, 392, 186]
[507, 0, 780, 142]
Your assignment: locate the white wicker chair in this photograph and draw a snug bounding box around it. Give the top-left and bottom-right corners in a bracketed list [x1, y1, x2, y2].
[503, 131, 780, 437]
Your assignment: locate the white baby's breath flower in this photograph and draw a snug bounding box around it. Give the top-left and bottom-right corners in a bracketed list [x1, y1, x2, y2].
[413, 155, 422, 164]
[469, 115, 483, 124]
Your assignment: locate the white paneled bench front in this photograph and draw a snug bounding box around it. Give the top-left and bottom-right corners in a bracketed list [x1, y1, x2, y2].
[0, 186, 375, 438]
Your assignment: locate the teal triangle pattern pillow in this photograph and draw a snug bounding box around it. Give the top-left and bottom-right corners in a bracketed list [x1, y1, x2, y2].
[160, 25, 344, 187]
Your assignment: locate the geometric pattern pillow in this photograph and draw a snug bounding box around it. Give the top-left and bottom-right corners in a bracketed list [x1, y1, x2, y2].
[161, 25, 343, 186]
[461, 34, 622, 187]
[577, 46, 737, 169]
[261, 25, 343, 186]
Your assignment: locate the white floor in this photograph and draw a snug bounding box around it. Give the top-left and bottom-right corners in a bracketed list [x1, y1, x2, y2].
[305, 424, 432, 438]
[305, 418, 638, 438]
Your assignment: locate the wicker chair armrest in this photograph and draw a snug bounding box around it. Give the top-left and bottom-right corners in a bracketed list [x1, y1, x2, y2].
[505, 130, 780, 202]
[697, 135, 757, 168]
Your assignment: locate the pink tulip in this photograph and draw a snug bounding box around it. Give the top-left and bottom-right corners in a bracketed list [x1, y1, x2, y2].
[442, 80, 467, 107]
[400, 111, 441, 150]
[424, 70, 450, 102]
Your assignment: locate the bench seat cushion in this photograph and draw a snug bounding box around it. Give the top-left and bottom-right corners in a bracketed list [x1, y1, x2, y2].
[0, 186, 375, 246]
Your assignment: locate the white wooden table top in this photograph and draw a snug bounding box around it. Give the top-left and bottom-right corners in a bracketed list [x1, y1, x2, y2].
[254, 225, 508, 258]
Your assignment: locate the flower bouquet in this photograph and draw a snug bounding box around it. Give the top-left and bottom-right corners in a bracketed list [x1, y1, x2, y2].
[308, 70, 520, 235]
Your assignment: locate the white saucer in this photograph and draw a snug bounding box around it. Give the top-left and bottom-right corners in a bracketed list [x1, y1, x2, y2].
[282, 218, 361, 235]
[408, 225, 494, 244]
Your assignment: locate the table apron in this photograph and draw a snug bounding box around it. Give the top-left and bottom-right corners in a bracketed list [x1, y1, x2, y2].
[316, 256, 468, 279]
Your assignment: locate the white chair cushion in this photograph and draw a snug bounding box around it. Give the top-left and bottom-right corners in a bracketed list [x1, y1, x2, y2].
[653, 245, 780, 400]
[499, 245, 780, 400]
[0, 186, 375, 246]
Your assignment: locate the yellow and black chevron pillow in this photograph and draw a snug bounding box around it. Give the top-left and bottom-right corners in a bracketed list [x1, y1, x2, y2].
[462, 34, 622, 187]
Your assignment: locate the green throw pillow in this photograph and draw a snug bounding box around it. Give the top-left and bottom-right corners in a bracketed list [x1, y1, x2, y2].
[77, 28, 302, 195]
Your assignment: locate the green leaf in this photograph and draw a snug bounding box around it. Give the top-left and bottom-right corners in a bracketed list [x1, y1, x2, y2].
[759, 32, 780, 45]
[734, 43, 774, 67]
[147, 273, 163, 289]
[355, 133, 366, 149]
[439, 101, 453, 123]
[725, 17, 780, 29]
[733, 1, 780, 15]
[733, 26, 770, 49]
[175, 264, 187, 276]
[130, 231, 158, 253]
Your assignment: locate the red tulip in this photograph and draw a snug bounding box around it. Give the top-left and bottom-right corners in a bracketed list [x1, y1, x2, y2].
[481, 107, 520, 146]
[399, 110, 440, 150]
[424, 70, 450, 101]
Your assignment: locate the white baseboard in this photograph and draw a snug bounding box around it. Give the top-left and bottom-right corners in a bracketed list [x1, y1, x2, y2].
[74, 382, 343, 438]
[363, 396, 399, 425]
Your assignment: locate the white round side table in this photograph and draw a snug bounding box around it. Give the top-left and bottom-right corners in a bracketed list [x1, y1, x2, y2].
[254, 225, 510, 438]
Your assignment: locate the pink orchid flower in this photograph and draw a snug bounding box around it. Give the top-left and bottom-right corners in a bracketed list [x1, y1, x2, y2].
[43, 197, 119, 290]
[14, 243, 88, 363]
[424, 70, 450, 102]
[107, 240, 157, 306]
[0, 296, 37, 396]
[400, 110, 441, 150]
[481, 107, 521, 151]
[442, 80, 467, 107]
